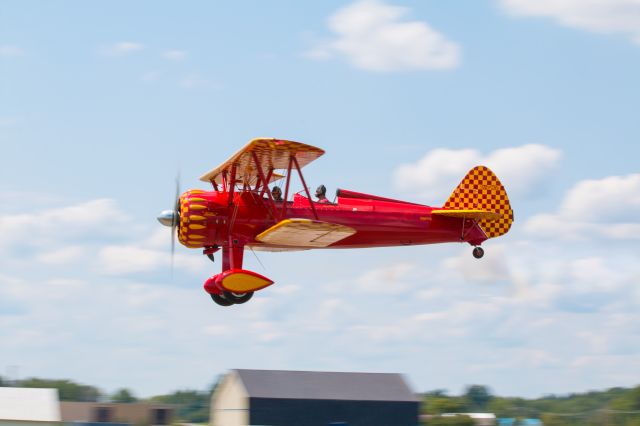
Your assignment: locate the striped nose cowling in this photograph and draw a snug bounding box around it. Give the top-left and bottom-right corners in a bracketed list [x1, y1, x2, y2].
[178, 190, 212, 249]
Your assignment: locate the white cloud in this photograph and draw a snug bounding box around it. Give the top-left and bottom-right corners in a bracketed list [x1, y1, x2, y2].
[355, 262, 416, 294]
[98, 246, 164, 275]
[162, 50, 187, 61]
[525, 173, 640, 240]
[307, 0, 461, 72]
[0, 45, 24, 57]
[560, 174, 640, 222]
[98, 244, 205, 275]
[444, 244, 511, 283]
[101, 42, 145, 56]
[499, 0, 640, 45]
[36, 246, 87, 266]
[0, 199, 131, 252]
[394, 144, 561, 202]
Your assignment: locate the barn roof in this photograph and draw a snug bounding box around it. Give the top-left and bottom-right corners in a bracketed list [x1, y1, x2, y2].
[0, 387, 60, 421]
[234, 369, 419, 402]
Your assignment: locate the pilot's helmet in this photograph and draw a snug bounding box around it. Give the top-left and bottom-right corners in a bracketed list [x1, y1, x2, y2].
[315, 185, 326, 197]
[272, 186, 282, 196]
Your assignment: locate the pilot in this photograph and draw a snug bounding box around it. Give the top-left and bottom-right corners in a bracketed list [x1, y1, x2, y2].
[315, 185, 330, 203]
[271, 186, 283, 201]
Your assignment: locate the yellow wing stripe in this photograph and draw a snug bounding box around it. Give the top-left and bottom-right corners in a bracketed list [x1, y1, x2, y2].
[256, 219, 356, 248]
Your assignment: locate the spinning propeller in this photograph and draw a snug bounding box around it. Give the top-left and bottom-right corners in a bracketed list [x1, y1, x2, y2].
[157, 175, 181, 271]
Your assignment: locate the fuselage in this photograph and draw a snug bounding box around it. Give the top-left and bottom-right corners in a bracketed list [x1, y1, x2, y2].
[177, 189, 488, 250]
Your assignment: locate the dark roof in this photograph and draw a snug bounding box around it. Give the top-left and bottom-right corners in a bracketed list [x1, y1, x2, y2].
[233, 369, 419, 402]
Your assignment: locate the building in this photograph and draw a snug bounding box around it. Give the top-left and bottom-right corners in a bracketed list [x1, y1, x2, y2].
[448, 413, 496, 426]
[211, 369, 420, 426]
[0, 387, 60, 426]
[60, 402, 174, 426]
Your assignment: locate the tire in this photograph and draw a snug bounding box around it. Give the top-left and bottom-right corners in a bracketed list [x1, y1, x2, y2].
[223, 291, 254, 304]
[472, 247, 484, 259]
[211, 293, 234, 306]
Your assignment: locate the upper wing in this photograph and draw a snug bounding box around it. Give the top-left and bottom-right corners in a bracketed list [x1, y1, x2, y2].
[199, 138, 325, 185]
[255, 218, 356, 248]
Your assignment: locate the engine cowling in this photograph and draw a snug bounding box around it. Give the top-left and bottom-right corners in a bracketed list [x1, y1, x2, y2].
[178, 190, 225, 248]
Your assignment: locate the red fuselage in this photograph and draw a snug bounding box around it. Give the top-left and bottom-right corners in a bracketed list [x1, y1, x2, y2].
[179, 189, 488, 250]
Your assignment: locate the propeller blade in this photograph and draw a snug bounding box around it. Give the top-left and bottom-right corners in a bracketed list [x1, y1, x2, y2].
[171, 173, 181, 276]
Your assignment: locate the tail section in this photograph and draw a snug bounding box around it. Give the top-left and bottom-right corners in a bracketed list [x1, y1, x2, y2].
[443, 166, 514, 238]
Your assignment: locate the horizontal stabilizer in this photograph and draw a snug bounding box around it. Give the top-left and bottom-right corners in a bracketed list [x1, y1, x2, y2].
[256, 219, 356, 248]
[431, 209, 501, 221]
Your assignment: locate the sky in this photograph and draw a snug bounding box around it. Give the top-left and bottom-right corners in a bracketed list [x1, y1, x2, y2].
[1, 0, 639, 399]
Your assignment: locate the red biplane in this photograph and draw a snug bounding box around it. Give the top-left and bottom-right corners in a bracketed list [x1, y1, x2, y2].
[158, 138, 513, 306]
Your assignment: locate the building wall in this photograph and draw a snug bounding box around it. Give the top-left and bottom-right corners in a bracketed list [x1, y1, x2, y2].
[60, 402, 173, 425]
[0, 423, 59, 426]
[60, 403, 92, 422]
[211, 373, 249, 426]
[249, 398, 419, 426]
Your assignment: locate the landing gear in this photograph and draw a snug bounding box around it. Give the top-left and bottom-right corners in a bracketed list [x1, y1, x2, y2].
[204, 245, 270, 307]
[210, 293, 234, 306]
[210, 291, 254, 306]
[472, 246, 484, 259]
[223, 291, 253, 304]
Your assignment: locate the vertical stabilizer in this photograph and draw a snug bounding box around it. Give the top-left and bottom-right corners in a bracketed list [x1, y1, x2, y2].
[443, 166, 514, 238]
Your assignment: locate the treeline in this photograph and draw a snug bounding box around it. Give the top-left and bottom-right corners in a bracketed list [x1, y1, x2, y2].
[422, 384, 640, 426]
[0, 375, 217, 423]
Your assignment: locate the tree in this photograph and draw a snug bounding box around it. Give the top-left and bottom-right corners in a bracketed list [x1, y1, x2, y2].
[610, 386, 640, 411]
[19, 378, 100, 401]
[111, 388, 137, 403]
[151, 390, 209, 423]
[426, 397, 466, 415]
[464, 385, 493, 411]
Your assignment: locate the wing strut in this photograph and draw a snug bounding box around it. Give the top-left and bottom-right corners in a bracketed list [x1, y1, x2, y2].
[251, 152, 277, 220]
[292, 156, 319, 220]
[281, 156, 293, 221]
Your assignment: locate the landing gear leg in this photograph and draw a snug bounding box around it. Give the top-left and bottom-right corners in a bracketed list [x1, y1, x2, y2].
[472, 246, 484, 259]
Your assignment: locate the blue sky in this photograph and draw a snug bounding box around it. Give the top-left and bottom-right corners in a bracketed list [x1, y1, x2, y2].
[1, 0, 639, 398]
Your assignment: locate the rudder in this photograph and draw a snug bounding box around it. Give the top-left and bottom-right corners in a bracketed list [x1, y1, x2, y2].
[442, 166, 514, 238]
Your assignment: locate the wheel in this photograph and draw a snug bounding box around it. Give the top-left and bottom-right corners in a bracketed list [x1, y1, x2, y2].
[472, 247, 484, 259]
[211, 293, 234, 306]
[223, 291, 253, 304]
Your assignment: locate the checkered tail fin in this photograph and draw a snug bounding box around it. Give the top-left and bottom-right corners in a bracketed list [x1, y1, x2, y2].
[442, 166, 514, 238]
